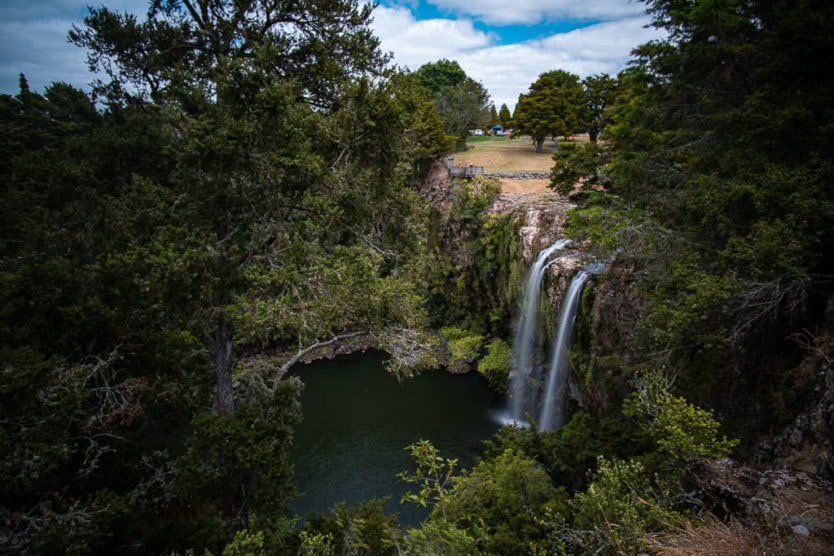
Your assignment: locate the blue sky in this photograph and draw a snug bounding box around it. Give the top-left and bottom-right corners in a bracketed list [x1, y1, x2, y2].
[0, 1, 662, 111]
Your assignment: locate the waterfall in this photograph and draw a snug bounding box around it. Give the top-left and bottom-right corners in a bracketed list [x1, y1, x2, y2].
[538, 270, 589, 432]
[509, 239, 572, 423]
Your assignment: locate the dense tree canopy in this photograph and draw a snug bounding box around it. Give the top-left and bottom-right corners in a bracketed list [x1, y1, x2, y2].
[514, 69, 585, 152]
[0, 0, 452, 552]
[4, 0, 834, 552]
[69, 0, 387, 107]
[582, 73, 617, 142]
[415, 59, 491, 150]
[565, 0, 834, 445]
[498, 102, 512, 128]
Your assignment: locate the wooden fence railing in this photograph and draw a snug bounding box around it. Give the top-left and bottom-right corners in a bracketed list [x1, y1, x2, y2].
[448, 165, 485, 178]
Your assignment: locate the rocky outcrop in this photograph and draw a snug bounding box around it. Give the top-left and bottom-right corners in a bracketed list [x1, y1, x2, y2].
[489, 192, 574, 264]
[689, 459, 834, 542]
[484, 171, 551, 180]
[573, 261, 641, 416]
[757, 334, 834, 479]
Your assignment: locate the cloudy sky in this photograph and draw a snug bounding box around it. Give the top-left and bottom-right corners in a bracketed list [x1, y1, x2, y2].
[0, 0, 662, 111]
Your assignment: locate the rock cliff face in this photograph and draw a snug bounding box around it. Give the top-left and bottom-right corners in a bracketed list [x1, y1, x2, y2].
[757, 335, 834, 479]
[490, 190, 640, 418]
[573, 261, 641, 417]
[489, 192, 572, 263]
[485, 189, 635, 419]
[490, 191, 581, 323]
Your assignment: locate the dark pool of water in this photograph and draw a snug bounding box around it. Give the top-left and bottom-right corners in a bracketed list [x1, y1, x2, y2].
[290, 351, 504, 525]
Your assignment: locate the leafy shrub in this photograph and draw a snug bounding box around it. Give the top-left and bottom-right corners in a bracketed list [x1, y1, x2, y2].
[402, 519, 477, 555]
[300, 498, 400, 555]
[440, 449, 566, 555]
[476, 338, 512, 392]
[572, 457, 682, 554]
[551, 141, 611, 195]
[439, 327, 483, 373]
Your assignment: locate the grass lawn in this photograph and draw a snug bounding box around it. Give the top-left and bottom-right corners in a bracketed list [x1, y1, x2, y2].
[450, 136, 559, 172]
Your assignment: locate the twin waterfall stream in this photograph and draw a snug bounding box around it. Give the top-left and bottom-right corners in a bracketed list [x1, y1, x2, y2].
[509, 240, 591, 432]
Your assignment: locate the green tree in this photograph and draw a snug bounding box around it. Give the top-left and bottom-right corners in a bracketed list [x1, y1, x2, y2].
[415, 59, 490, 150]
[514, 70, 586, 152]
[600, 0, 834, 434]
[582, 73, 617, 142]
[1, 1, 447, 552]
[550, 141, 612, 195]
[572, 457, 681, 554]
[69, 0, 390, 418]
[413, 58, 467, 93]
[300, 499, 400, 555]
[498, 102, 512, 128]
[0, 78, 218, 554]
[69, 0, 386, 107]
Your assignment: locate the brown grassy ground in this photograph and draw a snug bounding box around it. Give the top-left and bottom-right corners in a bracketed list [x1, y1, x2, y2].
[450, 137, 557, 172]
[498, 179, 552, 194]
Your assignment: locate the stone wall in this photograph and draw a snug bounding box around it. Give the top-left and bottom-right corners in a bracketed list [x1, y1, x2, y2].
[484, 171, 551, 180]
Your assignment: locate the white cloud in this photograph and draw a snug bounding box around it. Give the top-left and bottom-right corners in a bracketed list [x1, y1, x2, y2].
[2, 1, 662, 112]
[427, 0, 646, 25]
[371, 5, 495, 69]
[469, 18, 662, 110]
[372, 8, 663, 111]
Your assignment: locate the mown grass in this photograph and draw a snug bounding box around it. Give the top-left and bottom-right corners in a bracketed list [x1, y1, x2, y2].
[453, 137, 557, 172]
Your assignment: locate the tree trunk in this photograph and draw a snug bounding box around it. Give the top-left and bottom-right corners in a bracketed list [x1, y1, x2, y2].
[535, 137, 544, 153]
[589, 129, 599, 143]
[272, 331, 366, 389]
[214, 304, 235, 415]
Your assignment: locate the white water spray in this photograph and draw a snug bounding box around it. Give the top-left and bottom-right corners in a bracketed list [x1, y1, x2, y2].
[538, 270, 590, 432]
[509, 239, 572, 422]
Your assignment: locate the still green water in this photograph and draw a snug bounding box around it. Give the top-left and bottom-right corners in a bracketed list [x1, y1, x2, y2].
[290, 351, 504, 525]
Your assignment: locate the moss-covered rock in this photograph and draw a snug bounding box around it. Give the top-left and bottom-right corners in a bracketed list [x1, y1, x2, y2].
[477, 338, 512, 393]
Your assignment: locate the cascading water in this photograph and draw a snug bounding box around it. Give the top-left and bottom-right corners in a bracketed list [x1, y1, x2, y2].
[509, 239, 572, 423]
[537, 269, 590, 432]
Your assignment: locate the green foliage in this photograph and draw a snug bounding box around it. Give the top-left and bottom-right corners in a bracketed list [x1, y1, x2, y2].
[2, 1, 450, 551]
[628, 380, 738, 468]
[413, 59, 467, 94]
[300, 499, 400, 556]
[572, 457, 682, 554]
[514, 70, 586, 152]
[402, 518, 477, 555]
[477, 338, 512, 392]
[485, 412, 653, 493]
[439, 449, 565, 554]
[651, 394, 738, 464]
[563, 192, 658, 259]
[488, 104, 498, 127]
[581, 73, 618, 142]
[498, 103, 512, 127]
[550, 141, 611, 195]
[420, 179, 525, 333]
[232, 245, 428, 348]
[605, 0, 834, 385]
[397, 440, 458, 515]
[222, 530, 265, 556]
[175, 378, 302, 550]
[414, 59, 491, 150]
[297, 530, 335, 555]
[439, 326, 484, 373]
